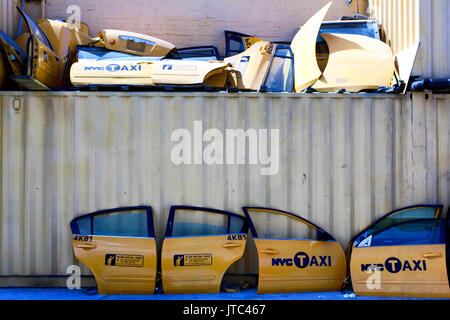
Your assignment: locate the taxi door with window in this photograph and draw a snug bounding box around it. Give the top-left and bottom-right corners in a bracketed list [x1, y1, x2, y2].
[161, 206, 248, 294]
[70, 206, 157, 295]
[350, 218, 450, 298]
[242, 207, 346, 294]
[346, 205, 443, 261]
[15, 7, 66, 89]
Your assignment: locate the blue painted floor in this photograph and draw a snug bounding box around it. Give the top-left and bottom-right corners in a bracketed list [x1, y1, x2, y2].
[0, 288, 446, 300]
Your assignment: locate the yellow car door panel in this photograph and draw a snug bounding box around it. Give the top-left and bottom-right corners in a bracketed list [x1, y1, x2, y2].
[290, 1, 332, 92]
[162, 206, 248, 294]
[70, 206, 157, 295]
[312, 33, 395, 92]
[350, 218, 450, 298]
[243, 207, 346, 294]
[14, 7, 66, 89]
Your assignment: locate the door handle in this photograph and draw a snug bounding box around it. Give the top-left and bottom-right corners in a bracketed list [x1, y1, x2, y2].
[423, 253, 442, 258]
[222, 242, 242, 248]
[260, 249, 280, 255]
[77, 243, 97, 249]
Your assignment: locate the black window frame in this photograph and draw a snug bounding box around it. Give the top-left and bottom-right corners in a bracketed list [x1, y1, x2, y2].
[360, 218, 447, 248]
[70, 206, 155, 238]
[349, 204, 443, 249]
[167, 46, 220, 60]
[164, 205, 248, 238]
[242, 207, 335, 241]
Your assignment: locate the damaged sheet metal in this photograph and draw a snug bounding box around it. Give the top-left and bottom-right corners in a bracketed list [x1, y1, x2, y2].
[291, 1, 332, 92]
[312, 33, 395, 92]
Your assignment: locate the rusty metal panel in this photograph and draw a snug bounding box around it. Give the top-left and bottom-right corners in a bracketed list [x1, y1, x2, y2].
[0, 92, 449, 277]
[370, 0, 450, 78]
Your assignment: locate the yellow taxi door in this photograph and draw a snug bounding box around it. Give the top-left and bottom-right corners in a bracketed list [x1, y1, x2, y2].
[346, 205, 443, 267]
[161, 206, 248, 294]
[242, 207, 346, 294]
[70, 206, 157, 295]
[350, 218, 450, 298]
[16, 7, 66, 89]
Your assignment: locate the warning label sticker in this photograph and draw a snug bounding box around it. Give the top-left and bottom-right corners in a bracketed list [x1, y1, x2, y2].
[105, 254, 144, 267]
[173, 253, 212, 266]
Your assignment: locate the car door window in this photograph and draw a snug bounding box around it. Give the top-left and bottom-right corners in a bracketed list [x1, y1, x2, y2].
[261, 45, 294, 92]
[71, 206, 154, 237]
[225, 31, 248, 57]
[244, 207, 334, 241]
[168, 47, 220, 61]
[352, 205, 442, 248]
[364, 219, 446, 247]
[166, 206, 247, 237]
[18, 7, 54, 52]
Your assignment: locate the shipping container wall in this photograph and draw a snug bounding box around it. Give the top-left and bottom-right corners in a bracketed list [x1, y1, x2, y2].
[370, 0, 450, 78]
[0, 92, 449, 277]
[0, 0, 19, 38]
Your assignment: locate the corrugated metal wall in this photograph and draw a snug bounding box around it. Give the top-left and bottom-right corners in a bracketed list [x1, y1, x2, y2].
[0, 0, 19, 38]
[370, 0, 450, 78]
[1, 92, 449, 277]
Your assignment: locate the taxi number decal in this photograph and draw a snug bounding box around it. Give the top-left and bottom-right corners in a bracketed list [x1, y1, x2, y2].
[227, 234, 246, 241]
[73, 235, 93, 242]
[105, 254, 144, 267]
[174, 253, 212, 266]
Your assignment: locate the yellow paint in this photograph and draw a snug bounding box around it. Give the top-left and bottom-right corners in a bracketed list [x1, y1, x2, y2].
[312, 33, 395, 92]
[291, 1, 332, 92]
[38, 19, 93, 60]
[32, 40, 66, 88]
[224, 41, 273, 91]
[350, 245, 450, 298]
[101, 29, 176, 57]
[72, 235, 157, 295]
[70, 59, 155, 86]
[15, 33, 29, 52]
[254, 238, 346, 294]
[161, 234, 246, 294]
[242, 36, 262, 50]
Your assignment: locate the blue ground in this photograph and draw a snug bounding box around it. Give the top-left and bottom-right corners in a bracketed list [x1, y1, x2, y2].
[0, 288, 446, 300]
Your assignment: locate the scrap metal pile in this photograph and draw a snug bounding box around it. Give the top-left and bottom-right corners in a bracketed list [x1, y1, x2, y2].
[0, 2, 436, 93]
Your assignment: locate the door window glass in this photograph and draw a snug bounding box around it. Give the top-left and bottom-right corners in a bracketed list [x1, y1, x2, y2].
[167, 207, 247, 237]
[367, 219, 446, 247]
[93, 210, 148, 237]
[70, 207, 153, 238]
[262, 45, 294, 92]
[19, 8, 54, 52]
[75, 216, 91, 235]
[172, 209, 228, 236]
[244, 208, 332, 241]
[353, 206, 441, 247]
